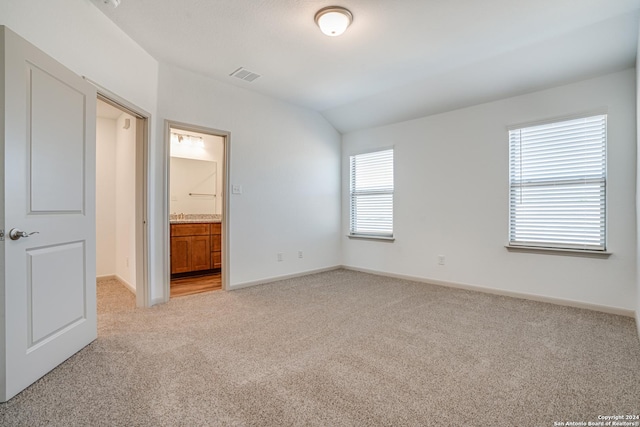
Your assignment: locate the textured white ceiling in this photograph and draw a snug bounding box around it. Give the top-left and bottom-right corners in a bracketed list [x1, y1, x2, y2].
[93, 0, 640, 132]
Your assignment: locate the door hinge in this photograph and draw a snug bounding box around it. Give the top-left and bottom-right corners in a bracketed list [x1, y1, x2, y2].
[0, 229, 4, 241]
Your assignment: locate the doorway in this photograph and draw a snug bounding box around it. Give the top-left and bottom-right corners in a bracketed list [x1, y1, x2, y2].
[95, 93, 149, 308]
[165, 121, 229, 299]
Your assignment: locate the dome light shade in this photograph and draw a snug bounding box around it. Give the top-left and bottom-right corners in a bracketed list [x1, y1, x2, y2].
[314, 6, 353, 37]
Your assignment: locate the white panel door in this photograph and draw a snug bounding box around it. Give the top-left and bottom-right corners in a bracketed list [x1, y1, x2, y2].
[0, 26, 97, 402]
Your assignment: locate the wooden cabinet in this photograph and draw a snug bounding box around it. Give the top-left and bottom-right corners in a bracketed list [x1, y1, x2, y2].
[170, 223, 211, 275]
[170, 236, 192, 274]
[211, 223, 222, 269]
[191, 235, 212, 271]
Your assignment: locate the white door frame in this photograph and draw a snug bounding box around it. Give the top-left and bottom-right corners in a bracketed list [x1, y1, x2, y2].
[164, 120, 230, 300]
[88, 80, 151, 308]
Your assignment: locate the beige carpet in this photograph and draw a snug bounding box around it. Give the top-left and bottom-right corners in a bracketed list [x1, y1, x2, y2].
[1, 269, 639, 426]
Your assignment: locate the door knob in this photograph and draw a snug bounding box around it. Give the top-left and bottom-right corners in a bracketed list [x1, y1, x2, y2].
[9, 229, 39, 240]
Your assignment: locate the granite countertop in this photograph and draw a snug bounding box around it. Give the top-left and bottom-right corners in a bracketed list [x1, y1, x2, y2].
[170, 214, 221, 224]
[170, 219, 221, 224]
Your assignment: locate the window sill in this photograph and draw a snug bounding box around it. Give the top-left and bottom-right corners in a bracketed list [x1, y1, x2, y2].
[348, 234, 395, 242]
[505, 245, 611, 258]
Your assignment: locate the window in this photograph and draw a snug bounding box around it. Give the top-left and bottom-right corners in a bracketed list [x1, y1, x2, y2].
[508, 114, 607, 251]
[349, 148, 394, 238]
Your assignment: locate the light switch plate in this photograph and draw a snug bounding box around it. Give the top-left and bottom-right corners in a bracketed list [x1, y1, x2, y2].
[232, 184, 243, 194]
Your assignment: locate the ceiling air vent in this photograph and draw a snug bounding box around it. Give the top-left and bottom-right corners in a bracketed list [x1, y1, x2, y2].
[229, 67, 261, 83]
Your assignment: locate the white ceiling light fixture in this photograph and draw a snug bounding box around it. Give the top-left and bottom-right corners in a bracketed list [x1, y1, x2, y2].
[171, 132, 204, 147]
[314, 6, 353, 37]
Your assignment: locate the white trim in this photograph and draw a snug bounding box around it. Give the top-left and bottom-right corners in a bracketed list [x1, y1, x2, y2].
[96, 275, 135, 295]
[228, 266, 342, 290]
[165, 120, 171, 305]
[505, 245, 612, 258]
[341, 265, 635, 318]
[162, 121, 171, 304]
[506, 108, 609, 131]
[344, 144, 395, 157]
[348, 235, 395, 242]
[115, 275, 136, 295]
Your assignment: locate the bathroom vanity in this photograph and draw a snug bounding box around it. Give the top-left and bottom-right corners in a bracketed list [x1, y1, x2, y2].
[170, 219, 221, 276]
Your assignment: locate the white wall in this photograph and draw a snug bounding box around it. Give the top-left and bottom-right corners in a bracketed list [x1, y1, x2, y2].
[96, 113, 137, 291]
[158, 63, 342, 288]
[1, 0, 161, 302]
[96, 117, 116, 277]
[343, 69, 637, 312]
[115, 114, 137, 288]
[0, 0, 157, 111]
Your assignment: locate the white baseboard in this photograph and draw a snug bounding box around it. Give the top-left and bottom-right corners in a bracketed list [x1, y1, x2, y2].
[97, 274, 136, 296]
[115, 274, 136, 296]
[342, 265, 635, 318]
[228, 266, 342, 291]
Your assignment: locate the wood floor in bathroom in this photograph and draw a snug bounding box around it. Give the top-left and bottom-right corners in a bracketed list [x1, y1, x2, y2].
[170, 273, 222, 298]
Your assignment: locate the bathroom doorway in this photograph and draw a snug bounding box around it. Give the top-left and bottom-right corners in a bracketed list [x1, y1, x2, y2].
[165, 121, 229, 298]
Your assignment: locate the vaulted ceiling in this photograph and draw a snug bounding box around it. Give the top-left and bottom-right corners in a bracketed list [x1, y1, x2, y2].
[93, 0, 640, 133]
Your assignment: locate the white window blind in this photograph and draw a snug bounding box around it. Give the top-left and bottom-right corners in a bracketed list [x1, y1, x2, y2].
[509, 114, 607, 251]
[349, 149, 394, 237]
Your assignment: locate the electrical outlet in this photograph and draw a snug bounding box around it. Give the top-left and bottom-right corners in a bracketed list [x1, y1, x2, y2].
[438, 255, 445, 265]
[277, 252, 283, 262]
[298, 250, 303, 259]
